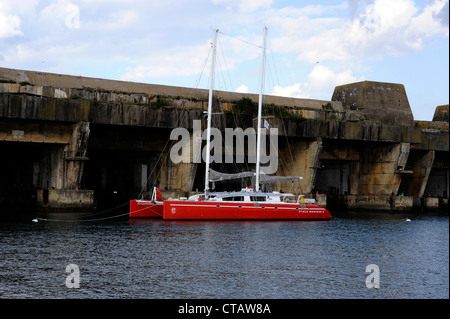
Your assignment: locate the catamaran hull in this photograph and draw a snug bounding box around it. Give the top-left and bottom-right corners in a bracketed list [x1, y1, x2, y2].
[163, 201, 331, 220]
[129, 200, 163, 218]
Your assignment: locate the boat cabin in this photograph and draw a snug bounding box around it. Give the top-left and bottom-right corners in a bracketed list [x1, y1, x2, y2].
[187, 188, 315, 204]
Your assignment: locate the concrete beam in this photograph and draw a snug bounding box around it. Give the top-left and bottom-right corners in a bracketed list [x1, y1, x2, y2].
[36, 189, 94, 211]
[359, 143, 409, 196]
[433, 104, 449, 122]
[159, 133, 199, 197]
[345, 195, 413, 211]
[0, 119, 72, 144]
[64, 121, 90, 189]
[275, 138, 322, 194]
[407, 150, 435, 198]
[413, 121, 449, 151]
[0, 66, 343, 111]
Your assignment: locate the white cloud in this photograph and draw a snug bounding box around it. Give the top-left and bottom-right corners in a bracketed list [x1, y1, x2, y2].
[344, 0, 420, 57]
[120, 42, 212, 81]
[309, 64, 357, 91]
[0, 0, 446, 118]
[272, 82, 310, 98]
[238, 0, 273, 12]
[44, 0, 81, 29]
[235, 84, 249, 93]
[0, 1, 23, 38]
[360, 0, 418, 32]
[212, 0, 273, 12]
[39, 0, 75, 26]
[271, 0, 449, 63]
[407, 0, 449, 41]
[120, 30, 262, 84]
[272, 64, 357, 99]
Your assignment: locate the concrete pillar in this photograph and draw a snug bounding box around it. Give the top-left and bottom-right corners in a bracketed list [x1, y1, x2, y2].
[360, 143, 408, 196]
[36, 145, 65, 190]
[349, 161, 360, 195]
[64, 121, 90, 189]
[159, 131, 199, 197]
[35, 122, 94, 212]
[407, 150, 435, 198]
[276, 138, 322, 194]
[159, 158, 198, 198]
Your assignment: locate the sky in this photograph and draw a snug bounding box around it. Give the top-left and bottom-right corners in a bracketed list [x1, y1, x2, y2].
[0, 0, 448, 121]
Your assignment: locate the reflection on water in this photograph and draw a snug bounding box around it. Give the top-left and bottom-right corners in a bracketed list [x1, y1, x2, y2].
[0, 211, 448, 299]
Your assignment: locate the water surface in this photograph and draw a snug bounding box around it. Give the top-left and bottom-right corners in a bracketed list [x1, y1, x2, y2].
[0, 212, 448, 299]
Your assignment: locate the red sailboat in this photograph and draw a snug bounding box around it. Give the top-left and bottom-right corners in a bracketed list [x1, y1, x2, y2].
[129, 187, 164, 218]
[129, 28, 331, 220]
[163, 188, 331, 220]
[160, 28, 331, 221]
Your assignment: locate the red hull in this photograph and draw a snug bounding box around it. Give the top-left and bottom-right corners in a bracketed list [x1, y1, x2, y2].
[163, 200, 331, 220]
[129, 200, 163, 218]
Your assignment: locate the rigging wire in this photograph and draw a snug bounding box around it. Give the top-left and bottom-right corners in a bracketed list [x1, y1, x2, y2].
[36, 211, 129, 223]
[219, 34, 255, 188]
[217, 36, 234, 93]
[234, 29, 297, 193]
[218, 30, 262, 49]
[37, 43, 216, 223]
[193, 45, 213, 90]
[136, 44, 215, 200]
[37, 28, 302, 221]
[216, 28, 276, 190]
[267, 36, 281, 89]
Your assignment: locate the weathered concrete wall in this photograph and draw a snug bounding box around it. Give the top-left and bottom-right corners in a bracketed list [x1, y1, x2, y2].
[1, 67, 448, 213]
[0, 67, 342, 114]
[276, 138, 322, 194]
[0, 118, 72, 144]
[36, 189, 94, 211]
[332, 81, 414, 126]
[404, 150, 435, 198]
[413, 121, 449, 151]
[64, 121, 90, 189]
[345, 195, 414, 211]
[433, 104, 449, 122]
[359, 143, 405, 195]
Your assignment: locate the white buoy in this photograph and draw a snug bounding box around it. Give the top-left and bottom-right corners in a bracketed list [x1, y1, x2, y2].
[32, 218, 38, 223]
[405, 218, 411, 222]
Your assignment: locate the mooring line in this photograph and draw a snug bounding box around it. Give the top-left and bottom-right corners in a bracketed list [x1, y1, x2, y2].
[34, 201, 131, 222]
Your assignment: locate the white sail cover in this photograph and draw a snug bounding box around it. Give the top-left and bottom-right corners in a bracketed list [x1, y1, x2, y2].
[259, 173, 303, 184]
[209, 169, 255, 182]
[209, 169, 302, 184]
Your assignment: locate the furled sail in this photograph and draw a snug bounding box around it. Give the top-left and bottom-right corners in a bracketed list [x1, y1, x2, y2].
[209, 169, 255, 182]
[259, 173, 303, 184]
[209, 169, 302, 184]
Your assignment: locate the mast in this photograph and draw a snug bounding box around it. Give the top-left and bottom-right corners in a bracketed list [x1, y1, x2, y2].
[255, 26, 267, 192]
[204, 29, 219, 196]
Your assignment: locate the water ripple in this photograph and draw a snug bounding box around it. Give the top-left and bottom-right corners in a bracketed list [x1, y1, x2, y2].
[0, 214, 448, 299]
